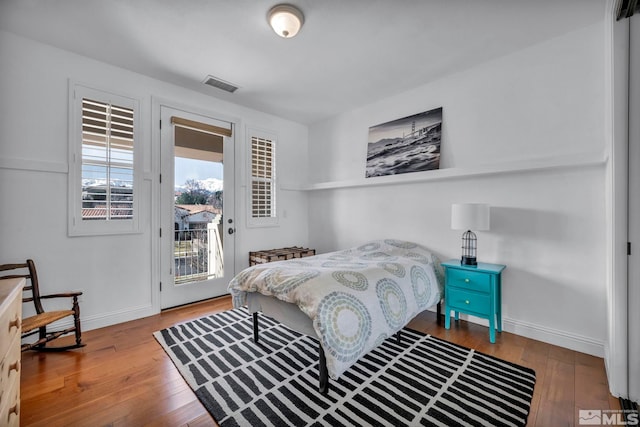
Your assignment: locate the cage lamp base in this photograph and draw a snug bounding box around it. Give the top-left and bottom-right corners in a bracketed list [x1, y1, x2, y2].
[461, 256, 477, 266]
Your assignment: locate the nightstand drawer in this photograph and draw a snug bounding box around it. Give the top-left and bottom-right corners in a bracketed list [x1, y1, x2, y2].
[446, 269, 491, 293]
[446, 288, 491, 316]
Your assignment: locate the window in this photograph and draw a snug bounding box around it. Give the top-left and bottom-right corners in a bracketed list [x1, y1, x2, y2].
[68, 84, 140, 236]
[248, 129, 277, 227]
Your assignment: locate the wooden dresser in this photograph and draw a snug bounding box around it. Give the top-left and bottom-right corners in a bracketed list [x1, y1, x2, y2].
[0, 278, 23, 427]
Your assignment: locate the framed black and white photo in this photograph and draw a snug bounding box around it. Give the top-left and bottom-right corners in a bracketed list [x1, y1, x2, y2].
[365, 107, 442, 178]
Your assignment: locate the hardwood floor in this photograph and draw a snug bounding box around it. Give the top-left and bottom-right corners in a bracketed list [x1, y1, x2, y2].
[20, 296, 619, 426]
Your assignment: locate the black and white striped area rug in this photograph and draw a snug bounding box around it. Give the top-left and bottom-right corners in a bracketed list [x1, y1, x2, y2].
[154, 308, 536, 427]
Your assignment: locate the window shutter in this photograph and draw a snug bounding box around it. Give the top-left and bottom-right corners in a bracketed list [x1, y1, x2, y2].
[81, 98, 134, 220]
[69, 83, 140, 236]
[250, 136, 276, 220]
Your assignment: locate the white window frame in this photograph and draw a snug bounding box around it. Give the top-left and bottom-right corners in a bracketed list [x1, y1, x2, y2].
[247, 127, 278, 227]
[68, 83, 141, 236]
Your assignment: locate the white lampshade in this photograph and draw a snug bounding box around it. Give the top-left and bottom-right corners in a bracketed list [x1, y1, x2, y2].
[451, 203, 490, 231]
[268, 4, 304, 38]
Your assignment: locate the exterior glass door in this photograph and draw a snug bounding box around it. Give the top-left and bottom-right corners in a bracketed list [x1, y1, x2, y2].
[160, 106, 235, 309]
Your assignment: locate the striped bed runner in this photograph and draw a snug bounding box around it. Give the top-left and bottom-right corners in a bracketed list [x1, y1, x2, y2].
[154, 308, 536, 426]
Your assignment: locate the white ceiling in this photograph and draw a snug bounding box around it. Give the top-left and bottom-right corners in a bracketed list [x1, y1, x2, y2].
[0, 0, 605, 124]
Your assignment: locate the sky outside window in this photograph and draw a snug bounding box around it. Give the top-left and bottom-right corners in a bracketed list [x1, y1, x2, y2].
[175, 157, 223, 188]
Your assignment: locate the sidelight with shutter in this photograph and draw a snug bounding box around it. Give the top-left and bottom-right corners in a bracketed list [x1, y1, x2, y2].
[248, 130, 277, 226]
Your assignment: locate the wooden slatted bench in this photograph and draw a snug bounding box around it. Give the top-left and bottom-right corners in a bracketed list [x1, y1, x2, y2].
[249, 247, 316, 266]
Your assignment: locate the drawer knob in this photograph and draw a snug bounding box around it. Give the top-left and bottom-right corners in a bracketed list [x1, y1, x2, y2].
[465, 300, 470, 304]
[8, 316, 20, 331]
[8, 402, 19, 419]
[464, 278, 470, 283]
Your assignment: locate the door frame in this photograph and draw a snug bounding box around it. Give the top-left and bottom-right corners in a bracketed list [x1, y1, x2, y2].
[628, 13, 639, 403]
[150, 97, 242, 312]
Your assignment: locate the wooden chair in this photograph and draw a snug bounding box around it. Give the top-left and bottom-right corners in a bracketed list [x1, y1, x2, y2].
[0, 259, 85, 351]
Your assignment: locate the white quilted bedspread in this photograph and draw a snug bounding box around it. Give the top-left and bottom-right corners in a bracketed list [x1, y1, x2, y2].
[228, 239, 444, 379]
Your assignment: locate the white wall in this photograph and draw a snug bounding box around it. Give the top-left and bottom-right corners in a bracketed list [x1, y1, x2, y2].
[0, 31, 309, 329]
[307, 22, 608, 356]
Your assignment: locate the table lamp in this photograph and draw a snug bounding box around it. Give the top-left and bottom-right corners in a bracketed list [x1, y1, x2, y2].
[451, 203, 490, 266]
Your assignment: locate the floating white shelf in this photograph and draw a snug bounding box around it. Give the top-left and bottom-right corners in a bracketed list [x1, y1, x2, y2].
[280, 151, 607, 191]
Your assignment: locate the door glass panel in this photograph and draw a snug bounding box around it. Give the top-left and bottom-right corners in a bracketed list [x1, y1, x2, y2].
[173, 143, 224, 284]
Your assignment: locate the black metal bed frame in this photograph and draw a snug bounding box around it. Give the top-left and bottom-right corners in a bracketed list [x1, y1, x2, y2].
[252, 301, 442, 394]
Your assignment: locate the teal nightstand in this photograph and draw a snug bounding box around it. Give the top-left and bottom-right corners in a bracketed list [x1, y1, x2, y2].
[442, 260, 506, 343]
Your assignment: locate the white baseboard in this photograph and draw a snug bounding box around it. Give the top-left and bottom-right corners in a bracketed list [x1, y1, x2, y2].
[40, 304, 606, 358]
[502, 317, 604, 357]
[81, 304, 158, 332]
[429, 307, 605, 357]
[23, 304, 158, 344]
[604, 345, 625, 398]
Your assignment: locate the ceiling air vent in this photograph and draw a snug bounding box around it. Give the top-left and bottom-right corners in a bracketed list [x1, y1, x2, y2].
[203, 75, 239, 93]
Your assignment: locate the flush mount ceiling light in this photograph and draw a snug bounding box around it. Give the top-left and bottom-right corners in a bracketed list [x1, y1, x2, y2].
[267, 4, 304, 38]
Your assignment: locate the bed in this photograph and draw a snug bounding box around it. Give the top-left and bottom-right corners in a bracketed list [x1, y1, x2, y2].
[228, 239, 444, 393]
